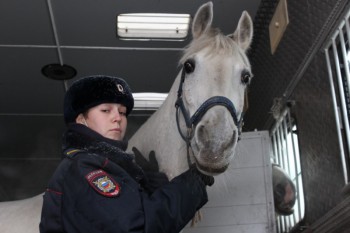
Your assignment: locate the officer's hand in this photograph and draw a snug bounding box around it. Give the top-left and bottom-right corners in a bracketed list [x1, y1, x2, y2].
[132, 147, 160, 173]
[189, 164, 214, 186]
[132, 147, 169, 193]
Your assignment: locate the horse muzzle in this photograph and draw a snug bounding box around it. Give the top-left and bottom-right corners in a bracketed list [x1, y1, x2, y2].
[190, 107, 239, 175]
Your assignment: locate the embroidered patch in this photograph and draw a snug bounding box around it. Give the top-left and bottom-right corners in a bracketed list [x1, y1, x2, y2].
[85, 170, 120, 197]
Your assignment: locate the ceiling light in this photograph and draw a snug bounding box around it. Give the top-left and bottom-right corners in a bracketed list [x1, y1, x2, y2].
[133, 93, 167, 110]
[117, 13, 190, 40]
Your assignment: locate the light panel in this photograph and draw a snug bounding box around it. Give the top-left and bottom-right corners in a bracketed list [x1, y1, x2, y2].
[133, 93, 167, 110]
[117, 13, 190, 40]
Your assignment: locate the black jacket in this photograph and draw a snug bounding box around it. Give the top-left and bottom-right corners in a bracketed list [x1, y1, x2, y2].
[39, 124, 208, 233]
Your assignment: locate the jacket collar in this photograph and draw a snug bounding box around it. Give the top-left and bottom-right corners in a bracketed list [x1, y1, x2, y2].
[62, 123, 145, 182]
[63, 123, 128, 151]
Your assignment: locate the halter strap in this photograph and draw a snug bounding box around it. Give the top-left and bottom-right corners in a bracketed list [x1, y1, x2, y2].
[174, 64, 247, 168]
[175, 67, 244, 143]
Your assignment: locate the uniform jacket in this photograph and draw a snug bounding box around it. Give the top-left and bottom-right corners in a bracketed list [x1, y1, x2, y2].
[39, 123, 208, 233]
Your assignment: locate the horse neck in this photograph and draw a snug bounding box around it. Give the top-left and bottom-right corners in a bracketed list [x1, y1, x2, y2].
[128, 72, 189, 179]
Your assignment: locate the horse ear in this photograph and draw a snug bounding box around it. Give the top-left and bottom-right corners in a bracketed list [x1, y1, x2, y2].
[229, 11, 253, 51]
[192, 2, 213, 39]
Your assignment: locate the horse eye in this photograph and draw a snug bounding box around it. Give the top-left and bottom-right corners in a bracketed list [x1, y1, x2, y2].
[241, 71, 251, 85]
[184, 60, 195, 73]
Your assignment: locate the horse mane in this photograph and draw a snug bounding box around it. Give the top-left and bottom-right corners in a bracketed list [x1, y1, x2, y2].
[179, 28, 250, 68]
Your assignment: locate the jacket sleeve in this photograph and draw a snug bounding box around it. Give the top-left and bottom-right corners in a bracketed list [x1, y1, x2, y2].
[142, 169, 208, 233]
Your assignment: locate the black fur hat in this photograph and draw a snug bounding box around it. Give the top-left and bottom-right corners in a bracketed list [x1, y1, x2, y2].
[64, 75, 134, 124]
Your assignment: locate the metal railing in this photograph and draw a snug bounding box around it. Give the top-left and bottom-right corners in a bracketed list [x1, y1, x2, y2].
[324, 8, 350, 184]
[270, 107, 305, 233]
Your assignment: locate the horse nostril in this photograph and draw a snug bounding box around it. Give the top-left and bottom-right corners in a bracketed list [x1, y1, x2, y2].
[196, 124, 210, 146]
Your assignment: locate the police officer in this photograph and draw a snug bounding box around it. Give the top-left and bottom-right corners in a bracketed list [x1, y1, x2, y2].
[39, 75, 214, 233]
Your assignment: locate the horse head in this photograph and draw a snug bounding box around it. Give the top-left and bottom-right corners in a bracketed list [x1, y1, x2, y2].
[272, 164, 297, 216]
[175, 2, 253, 176]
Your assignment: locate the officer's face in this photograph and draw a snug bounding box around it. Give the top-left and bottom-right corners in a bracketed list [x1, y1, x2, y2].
[76, 103, 127, 140]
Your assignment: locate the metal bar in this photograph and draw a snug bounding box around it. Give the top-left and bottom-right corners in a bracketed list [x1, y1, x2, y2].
[346, 16, 350, 54]
[281, 112, 294, 229]
[47, 0, 63, 64]
[338, 26, 350, 155]
[277, 216, 282, 233]
[46, 0, 69, 92]
[288, 112, 298, 226]
[282, 113, 291, 174]
[276, 124, 284, 169]
[325, 47, 349, 183]
[332, 37, 350, 173]
[279, 123, 290, 232]
[281, 112, 293, 229]
[282, 214, 287, 233]
[272, 134, 279, 164]
[287, 109, 302, 223]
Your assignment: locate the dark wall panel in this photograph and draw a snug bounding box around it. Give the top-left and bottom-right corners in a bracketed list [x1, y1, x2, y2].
[291, 52, 345, 224]
[0, 115, 64, 201]
[245, 0, 350, 230]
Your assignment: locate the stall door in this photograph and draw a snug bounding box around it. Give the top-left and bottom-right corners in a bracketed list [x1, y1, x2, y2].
[184, 131, 276, 233]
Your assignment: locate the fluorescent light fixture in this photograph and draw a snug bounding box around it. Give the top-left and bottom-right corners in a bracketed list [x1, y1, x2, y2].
[133, 93, 168, 110]
[117, 13, 190, 40]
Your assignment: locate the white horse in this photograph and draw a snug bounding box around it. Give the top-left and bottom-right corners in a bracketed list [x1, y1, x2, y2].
[272, 164, 297, 216]
[0, 2, 253, 233]
[129, 2, 253, 180]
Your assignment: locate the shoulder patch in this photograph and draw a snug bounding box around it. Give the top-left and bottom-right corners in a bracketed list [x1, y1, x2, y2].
[85, 170, 121, 197]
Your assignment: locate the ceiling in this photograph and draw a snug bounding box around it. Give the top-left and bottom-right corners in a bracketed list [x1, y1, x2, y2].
[0, 0, 261, 118]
